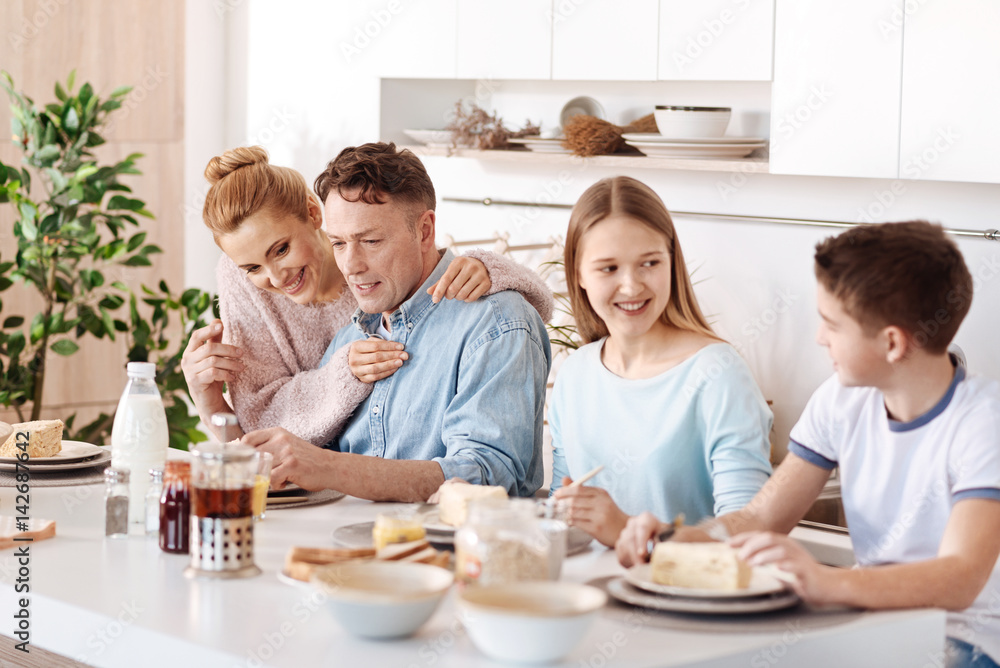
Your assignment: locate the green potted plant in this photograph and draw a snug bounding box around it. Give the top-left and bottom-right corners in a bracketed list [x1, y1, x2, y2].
[0, 70, 214, 449]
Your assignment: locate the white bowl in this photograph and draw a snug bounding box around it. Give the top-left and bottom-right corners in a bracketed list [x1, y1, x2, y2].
[458, 581, 607, 663]
[311, 561, 453, 639]
[653, 106, 731, 138]
[560, 96, 605, 126]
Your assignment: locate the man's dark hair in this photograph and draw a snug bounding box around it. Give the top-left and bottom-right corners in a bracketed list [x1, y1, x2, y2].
[313, 142, 436, 226]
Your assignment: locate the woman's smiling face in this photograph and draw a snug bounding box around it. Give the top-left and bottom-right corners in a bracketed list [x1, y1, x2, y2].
[218, 200, 341, 305]
[576, 214, 673, 341]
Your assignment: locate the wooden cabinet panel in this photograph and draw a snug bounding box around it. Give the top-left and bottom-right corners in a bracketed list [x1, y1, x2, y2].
[552, 0, 659, 80]
[0, 1, 185, 419]
[658, 0, 774, 81]
[769, 0, 903, 178]
[16, 0, 183, 143]
[457, 0, 552, 80]
[899, 0, 1000, 183]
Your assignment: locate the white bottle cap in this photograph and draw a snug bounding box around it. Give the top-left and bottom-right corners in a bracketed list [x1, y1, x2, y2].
[126, 362, 157, 378]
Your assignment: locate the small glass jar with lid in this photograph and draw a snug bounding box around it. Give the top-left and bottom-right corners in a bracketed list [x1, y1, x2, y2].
[145, 468, 164, 535]
[454, 498, 550, 586]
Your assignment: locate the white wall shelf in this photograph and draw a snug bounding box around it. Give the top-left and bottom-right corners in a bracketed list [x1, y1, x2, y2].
[403, 145, 769, 174]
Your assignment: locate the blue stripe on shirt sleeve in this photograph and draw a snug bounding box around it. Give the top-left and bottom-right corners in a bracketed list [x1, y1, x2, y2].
[953, 488, 1000, 503]
[788, 439, 838, 470]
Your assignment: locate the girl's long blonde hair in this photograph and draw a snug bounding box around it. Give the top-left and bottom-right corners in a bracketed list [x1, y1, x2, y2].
[564, 176, 721, 345]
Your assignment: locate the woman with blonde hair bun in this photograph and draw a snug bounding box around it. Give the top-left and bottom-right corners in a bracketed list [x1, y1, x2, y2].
[549, 176, 771, 548]
[182, 145, 552, 445]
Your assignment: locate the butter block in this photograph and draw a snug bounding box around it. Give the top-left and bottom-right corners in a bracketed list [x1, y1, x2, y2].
[437, 484, 508, 527]
[651, 542, 751, 590]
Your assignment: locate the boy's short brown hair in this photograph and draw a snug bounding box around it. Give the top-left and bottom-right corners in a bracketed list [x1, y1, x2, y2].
[814, 221, 973, 354]
[313, 142, 435, 227]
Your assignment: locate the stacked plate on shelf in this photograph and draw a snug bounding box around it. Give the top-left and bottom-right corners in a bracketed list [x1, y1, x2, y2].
[606, 563, 799, 614]
[623, 133, 766, 159]
[506, 136, 572, 154]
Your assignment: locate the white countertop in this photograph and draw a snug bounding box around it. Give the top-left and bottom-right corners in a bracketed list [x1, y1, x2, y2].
[0, 470, 941, 668]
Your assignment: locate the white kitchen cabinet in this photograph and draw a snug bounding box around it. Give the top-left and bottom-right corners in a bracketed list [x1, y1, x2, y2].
[657, 0, 774, 81]
[456, 0, 552, 80]
[899, 0, 1000, 184]
[552, 0, 659, 81]
[366, 0, 459, 79]
[769, 0, 903, 179]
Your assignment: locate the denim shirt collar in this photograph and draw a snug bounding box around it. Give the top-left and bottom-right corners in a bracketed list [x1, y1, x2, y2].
[351, 249, 456, 337]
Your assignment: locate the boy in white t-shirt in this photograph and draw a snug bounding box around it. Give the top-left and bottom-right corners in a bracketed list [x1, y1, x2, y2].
[617, 221, 1000, 667]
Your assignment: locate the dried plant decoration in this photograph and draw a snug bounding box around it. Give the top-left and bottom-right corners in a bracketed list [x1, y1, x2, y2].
[562, 115, 625, 156]
[562, 113, 658, 157]
[446, 101, 538, 150]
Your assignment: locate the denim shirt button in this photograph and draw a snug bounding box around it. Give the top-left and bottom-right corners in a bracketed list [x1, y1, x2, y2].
[406, 322, 413, 330]
[372, 405, 380, 415]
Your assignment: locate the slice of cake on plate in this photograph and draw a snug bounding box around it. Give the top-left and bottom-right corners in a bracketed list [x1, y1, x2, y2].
[0, 419, 63, 458]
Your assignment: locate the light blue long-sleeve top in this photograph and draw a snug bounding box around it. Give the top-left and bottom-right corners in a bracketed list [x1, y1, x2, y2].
[320, 250, 551, 497]
[549, 339, 773, 522]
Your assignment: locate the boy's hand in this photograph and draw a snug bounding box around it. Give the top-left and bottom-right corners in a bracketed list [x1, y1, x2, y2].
[427, 256, 491, 303]
[348, 338, 408, 383]
[731, 531, 835, 604]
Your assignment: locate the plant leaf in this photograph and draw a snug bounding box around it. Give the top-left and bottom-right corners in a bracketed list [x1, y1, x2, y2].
[50, 339, 79, 356]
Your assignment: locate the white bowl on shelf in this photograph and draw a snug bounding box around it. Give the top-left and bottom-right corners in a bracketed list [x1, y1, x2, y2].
[458, 581, 607, 663]
[311, 561, 453, 639]
[653, 106, 732, 138]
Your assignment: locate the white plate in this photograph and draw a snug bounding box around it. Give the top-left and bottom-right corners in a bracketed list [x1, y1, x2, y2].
[607, 577, 800, 615]
[0, 448, 112, 473]
[507, 137, 573, 154]
[403, 129, 453, 147]
[276, 569, 312, 590]
[625, 141, 765, 159]
[622, 132, 765, 144]
[0, 440, 105, 464]
[625, 563, 787, 599]
[420, 509, 454, 534]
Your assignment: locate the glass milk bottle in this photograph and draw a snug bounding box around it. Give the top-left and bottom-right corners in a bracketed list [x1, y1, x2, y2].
[111, 362, 169, 524]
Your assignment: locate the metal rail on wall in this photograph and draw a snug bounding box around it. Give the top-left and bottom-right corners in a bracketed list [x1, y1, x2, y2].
[442, 196, 1000, 242]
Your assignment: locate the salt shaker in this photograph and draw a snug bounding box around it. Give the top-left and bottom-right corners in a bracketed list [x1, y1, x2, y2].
[105, 468, 130, 538]
[145, 468, 164, 535]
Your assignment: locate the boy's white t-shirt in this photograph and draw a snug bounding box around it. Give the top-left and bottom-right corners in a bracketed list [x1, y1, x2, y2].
[789, 364, 1000, 661]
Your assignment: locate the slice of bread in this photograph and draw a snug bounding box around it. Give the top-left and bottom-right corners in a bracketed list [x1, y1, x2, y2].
[283, 546, 376, 582]
[651, 542, 752, 590]
[376, 539, 430, 561]
[0, 517, 56, 550]
[0, 420, 63, 458]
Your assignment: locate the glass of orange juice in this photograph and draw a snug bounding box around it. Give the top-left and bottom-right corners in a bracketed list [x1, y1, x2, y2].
[252, 451, 273, 521]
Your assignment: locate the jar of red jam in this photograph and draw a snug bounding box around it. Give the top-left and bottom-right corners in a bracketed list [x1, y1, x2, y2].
[159, 460, 191, 554]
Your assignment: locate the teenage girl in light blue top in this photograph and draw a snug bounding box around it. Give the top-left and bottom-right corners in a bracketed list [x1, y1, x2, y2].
[550, 176, 773, 548]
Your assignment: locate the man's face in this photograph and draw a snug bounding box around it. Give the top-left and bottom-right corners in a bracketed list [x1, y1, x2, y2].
[325, 191, 432, 315]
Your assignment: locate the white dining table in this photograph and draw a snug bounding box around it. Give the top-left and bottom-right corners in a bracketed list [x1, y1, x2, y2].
[0, 456, 944, 668]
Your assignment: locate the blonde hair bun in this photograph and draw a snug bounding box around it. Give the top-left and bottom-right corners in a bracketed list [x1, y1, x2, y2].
[204, 145, 269, 184]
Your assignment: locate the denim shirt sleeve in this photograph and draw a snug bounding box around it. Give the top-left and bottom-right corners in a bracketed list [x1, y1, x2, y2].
[433, 321, 549, 497]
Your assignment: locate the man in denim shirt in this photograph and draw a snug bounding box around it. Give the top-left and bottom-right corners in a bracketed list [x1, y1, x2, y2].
[251, 143, 550, 502]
